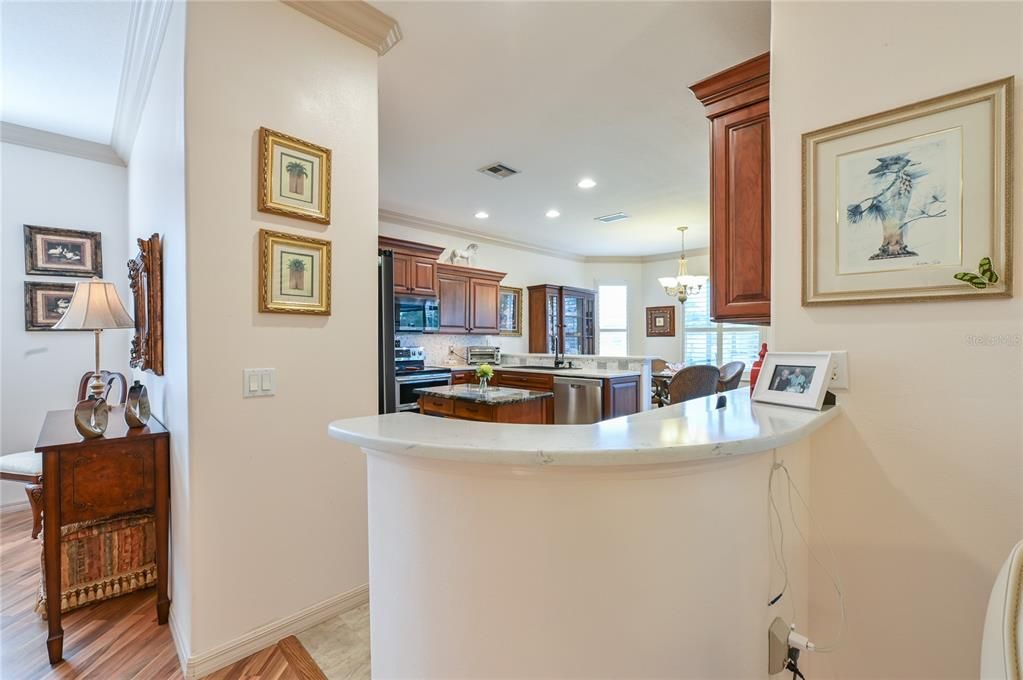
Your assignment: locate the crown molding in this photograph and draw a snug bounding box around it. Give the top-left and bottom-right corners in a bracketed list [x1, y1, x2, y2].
[1, 122, 125, 167]
[586, 247, 709, 264]
[111, 0, 174, 163]
[379, 209, 587, 262]
[283, 1, 402, 56]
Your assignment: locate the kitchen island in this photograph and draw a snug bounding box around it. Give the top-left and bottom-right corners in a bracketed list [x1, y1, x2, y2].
[328, 390, 839, 678]
[416, 384, 553, 424]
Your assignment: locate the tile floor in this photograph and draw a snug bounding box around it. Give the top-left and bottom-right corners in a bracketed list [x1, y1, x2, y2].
[297, 603, 370, 679]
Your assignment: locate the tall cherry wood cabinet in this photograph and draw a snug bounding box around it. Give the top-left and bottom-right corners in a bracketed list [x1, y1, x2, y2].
[379, 236, 445, 298]
[690, 52, 771, 324]
[527, 285, 596, 355]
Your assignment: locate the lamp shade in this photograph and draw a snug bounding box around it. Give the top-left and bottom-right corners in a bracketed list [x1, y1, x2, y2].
[53, 279, 134, 330]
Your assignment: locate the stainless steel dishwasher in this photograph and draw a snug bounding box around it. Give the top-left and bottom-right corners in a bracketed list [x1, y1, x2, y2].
[553, 376, 603, 424]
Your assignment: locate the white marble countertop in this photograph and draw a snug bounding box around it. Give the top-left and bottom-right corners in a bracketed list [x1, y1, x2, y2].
[328, 389, 840, 466]
[444, 364, 641, 379]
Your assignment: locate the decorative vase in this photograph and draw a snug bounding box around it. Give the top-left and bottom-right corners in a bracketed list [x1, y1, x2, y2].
[749, 342, 768, 394]
[125, 380, 151, 428]
[478, 377, 490, 393]
[74, 395, 109, 439]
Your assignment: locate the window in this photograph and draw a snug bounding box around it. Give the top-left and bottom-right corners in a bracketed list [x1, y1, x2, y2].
[682, 284, 761, 370]
[597, 285, 628, 356]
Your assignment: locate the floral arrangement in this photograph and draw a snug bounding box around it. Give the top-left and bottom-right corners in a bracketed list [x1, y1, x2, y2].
[475, 363, 494, 381]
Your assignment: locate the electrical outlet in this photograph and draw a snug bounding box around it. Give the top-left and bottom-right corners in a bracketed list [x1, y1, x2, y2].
[828, 351, 849, 389]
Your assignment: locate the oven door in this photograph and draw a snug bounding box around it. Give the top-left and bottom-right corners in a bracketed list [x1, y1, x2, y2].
[395, 373, 452, 412]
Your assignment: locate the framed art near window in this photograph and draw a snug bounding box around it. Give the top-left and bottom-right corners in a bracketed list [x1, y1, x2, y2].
[498, 286, 523, 336]
[645, 306, 675, 337]
[24, 282, 77, 330]
[258, 127, 331, 225]
[24, 225, 102, 278]
[751, 352, 833, 411]
[128, 234, 164, 375]
[803, 78, 1012, 305]
[259, 229, 331, 315]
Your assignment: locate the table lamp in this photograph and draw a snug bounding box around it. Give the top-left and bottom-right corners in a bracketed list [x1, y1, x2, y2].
[53, 278, 134, 398]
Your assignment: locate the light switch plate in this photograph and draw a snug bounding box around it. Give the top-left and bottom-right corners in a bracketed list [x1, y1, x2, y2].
[243, 368, 276, 397]
[828, 351, 849, 389]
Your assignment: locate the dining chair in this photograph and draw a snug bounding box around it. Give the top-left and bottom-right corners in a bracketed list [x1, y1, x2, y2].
[0, 371, 127, 539]
[665, 365, 721, 405]
[718, 361, 746, 392]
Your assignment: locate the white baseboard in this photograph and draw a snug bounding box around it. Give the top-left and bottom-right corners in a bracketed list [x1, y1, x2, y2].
[183, 583, 369, 679]
[169, 607, 191, 676]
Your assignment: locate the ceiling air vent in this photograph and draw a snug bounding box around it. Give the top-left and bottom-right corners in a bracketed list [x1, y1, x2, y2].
[594, 212, 630, 223]
[478, 162, 520, 179]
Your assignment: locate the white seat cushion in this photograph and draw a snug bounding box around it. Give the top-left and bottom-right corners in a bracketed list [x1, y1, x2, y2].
[0, 451, 42, 477]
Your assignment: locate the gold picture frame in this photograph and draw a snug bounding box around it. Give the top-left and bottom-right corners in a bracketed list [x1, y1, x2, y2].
[259, 229, 331, 315]
[803, 77, 1012, 305]
[258, 127, 331, 225]
[498, 286, 523, 336]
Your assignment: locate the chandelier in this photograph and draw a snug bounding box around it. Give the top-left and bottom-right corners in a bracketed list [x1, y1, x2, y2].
[658, 226, 707, 304]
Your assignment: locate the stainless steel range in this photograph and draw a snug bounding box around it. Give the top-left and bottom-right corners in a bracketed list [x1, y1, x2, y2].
[394, 346, 452, 412]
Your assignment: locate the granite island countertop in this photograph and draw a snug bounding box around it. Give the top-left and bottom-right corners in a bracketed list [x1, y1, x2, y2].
[415, 384, 553, 405]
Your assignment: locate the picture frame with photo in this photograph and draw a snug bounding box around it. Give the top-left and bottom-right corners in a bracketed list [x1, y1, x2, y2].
[802, 78, 1012, 305]
[645, 306, 676, 337]
[258, 127, 332, 225]
[24, 282, 79, 331]
[751, 351, 834, 411]
[259, 228, 331, 315]
[24, 225, 103, 278]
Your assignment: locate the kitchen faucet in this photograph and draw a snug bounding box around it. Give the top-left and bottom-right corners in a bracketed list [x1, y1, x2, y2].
[553, 336, 565, 368]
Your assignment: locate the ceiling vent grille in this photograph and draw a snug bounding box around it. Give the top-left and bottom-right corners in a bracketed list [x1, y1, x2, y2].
[478, 162, 520, 179]
[594, 212, 630, 223]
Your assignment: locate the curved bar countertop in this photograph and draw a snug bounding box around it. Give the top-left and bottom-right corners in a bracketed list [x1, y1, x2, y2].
[328, 388, 839, 466]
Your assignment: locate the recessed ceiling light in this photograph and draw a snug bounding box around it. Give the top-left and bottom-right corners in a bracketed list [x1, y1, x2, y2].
[545, 209, 560, 218]
[577, 178, 596, 189]
[474, 211, 489, 219]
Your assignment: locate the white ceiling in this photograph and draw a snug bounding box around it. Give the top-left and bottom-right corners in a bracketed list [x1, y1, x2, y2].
[1, 1, 131, 144]
[376, 1, 770, 257]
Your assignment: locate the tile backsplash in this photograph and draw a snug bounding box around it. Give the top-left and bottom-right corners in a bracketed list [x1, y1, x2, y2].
[395, 333, 524, 365]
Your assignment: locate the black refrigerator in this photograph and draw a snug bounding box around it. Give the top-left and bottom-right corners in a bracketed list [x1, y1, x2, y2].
[378, 250, 397, 413]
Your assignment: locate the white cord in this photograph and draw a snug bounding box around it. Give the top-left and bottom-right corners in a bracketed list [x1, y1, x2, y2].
[768, 458, 796, 625]
[768, 459, 847, 653]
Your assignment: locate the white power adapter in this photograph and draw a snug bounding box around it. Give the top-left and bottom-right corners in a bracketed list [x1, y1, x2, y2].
[768, 617, 815, 674]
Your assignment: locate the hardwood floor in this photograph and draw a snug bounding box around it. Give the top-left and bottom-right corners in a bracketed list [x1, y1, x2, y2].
[1, 507, 325, 679]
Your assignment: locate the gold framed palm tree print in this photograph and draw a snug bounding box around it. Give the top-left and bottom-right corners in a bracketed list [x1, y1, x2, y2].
[258, 127, 331, 224]
[259, 229, 331, 315]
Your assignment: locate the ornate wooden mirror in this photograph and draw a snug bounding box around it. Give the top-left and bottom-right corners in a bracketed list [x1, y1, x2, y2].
[128, 233, 164, 375]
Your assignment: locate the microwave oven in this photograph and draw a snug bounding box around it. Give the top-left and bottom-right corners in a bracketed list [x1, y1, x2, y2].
[396, 297, 439, 333]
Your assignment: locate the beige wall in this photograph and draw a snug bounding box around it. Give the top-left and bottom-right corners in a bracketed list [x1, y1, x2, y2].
[127, 0, 191, 655]
[772, 2, 1023, 677]
[184, 1, 378, 656]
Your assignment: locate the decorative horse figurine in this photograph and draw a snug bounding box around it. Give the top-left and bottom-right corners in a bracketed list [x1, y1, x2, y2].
[447, 243, 479, 266]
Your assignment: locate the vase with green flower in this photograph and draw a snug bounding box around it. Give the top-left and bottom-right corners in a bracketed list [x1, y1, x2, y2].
[475, 363, 494, 392]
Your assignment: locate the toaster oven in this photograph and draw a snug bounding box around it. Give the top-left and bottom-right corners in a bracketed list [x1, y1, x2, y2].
[466, 346, 501, 365]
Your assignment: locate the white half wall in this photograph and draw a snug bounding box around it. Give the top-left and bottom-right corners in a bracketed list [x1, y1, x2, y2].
[772, 2, 1023, 677]
[184, 0, 378, 659]
[127, 0, 190, 659]
[0, 142, 129, 505]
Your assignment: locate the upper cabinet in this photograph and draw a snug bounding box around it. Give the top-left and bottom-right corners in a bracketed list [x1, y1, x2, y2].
[379, 236, 445, 298]
[436, 263, 505, 335]
[527, 285, 595, 355]
[690, 52, 771, 325]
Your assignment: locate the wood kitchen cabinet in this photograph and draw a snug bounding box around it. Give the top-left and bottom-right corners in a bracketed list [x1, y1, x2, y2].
[690, 52, 771, 325]
[436, 264, 505, 335]
[527, 285, 596, 354]
[379, 236, 445, 298]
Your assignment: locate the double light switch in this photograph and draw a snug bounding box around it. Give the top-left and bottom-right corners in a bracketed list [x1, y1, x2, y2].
[243, 368, 276, 397]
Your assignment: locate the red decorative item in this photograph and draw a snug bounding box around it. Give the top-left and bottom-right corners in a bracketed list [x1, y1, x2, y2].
[749, 343, 768, 394]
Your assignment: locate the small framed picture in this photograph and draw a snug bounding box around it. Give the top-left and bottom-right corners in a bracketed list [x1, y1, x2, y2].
[259, 228, 331, 315]
[645, 306, 676, 337]
[752, 352, 834, 411]
[24, 282, 78, 330]
[24, 225, 103, 277]
[258, 127, 331, 224]
[499, 286, 523, 336]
